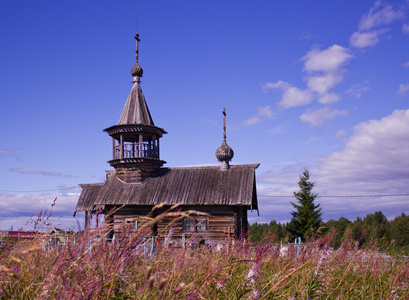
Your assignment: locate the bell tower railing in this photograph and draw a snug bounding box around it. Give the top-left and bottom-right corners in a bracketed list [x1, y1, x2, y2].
[113, 136, 160, 160]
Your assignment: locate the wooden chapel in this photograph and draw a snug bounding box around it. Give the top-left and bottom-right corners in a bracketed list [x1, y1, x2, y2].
[74, 33, 259, 242]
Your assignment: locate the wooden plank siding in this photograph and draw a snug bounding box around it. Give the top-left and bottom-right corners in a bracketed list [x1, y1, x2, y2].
[107, 205, 247, 242]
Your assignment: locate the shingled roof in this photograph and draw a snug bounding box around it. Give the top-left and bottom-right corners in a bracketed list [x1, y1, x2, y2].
[75, 164, 259, 214]
[117, 81, 154, 126]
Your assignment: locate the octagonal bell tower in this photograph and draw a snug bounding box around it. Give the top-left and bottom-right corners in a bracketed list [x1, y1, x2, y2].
[104, 33, 167, 183]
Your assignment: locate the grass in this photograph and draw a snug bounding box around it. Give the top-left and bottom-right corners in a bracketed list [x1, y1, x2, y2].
[1, 212, 408, 299]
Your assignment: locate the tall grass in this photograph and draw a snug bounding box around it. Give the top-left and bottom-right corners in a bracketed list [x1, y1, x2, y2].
[1, 211, 408, 299]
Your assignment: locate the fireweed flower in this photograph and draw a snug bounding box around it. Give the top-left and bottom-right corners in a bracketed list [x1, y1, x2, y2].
[247, 261, 260, 285]
[248, 289, 260, 299]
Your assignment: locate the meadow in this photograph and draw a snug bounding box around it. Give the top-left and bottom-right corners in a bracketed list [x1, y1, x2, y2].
[1, 212, 408, 299]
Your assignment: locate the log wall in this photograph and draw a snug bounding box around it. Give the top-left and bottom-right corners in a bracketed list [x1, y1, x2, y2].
[110, 205, 248, 242]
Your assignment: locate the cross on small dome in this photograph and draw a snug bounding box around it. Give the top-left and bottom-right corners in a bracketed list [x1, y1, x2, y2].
[215, 108, 234, 170]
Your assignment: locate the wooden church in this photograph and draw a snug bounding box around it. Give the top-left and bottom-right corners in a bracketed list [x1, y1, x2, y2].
[74, 34, 259, 241]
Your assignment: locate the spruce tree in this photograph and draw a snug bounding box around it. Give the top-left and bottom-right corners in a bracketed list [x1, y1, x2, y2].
[287, 169, 322, 241]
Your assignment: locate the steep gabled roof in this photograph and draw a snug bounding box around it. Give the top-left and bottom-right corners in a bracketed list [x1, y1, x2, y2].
[75, 164, 259, 213]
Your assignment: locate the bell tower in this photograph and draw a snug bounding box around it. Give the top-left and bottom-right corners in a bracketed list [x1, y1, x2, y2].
[104, 33, 166, 183]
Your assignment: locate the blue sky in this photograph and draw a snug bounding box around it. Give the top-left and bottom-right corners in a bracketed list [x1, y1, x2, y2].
[1, 0, 408, 231]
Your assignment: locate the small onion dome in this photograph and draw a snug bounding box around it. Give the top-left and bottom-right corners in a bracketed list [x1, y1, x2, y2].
[131, 62, 143, 77]
[216, 141, 234, 170]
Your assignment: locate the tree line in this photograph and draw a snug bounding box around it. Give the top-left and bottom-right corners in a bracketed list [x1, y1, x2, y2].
[249, 170, 409, 254]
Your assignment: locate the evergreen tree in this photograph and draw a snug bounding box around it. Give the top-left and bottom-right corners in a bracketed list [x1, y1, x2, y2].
[287, 169, 322, 241]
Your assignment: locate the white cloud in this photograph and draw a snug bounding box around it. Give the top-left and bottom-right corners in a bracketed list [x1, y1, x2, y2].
[8, 168, 78, 178]
[0, 149, 17, 157]
[302, 45, 352, 95]
[404, 61, 409, 68]
[403, 23, 409, 34]
[345, 84, 369, 99]
[230, 106, 275, 130]
[280, 86, 313, 108]
[200, 117, 218, 126]
[334, 129, 347, 140]
[318, 93, 341, 104]
[317, 109, 409, 191]
[350, 29, 386, 48]
[262, 80, 290, 91]
[358, 0, 404, 31]
[254, 110, 409, 223]
[350, 1, 404, 49]
[243, 106, 274, 126]
[263, 80, 312, 108]
[306, 73, 343, 95]
[264, 45, 351, 121]
[300, 107, 348, 127]
[0, 192, 81, 231]
[10, 168, 62, 177]
[397, 83, 409, 96]
[302, 45, 352, 74]
[299, 30, 313, 40]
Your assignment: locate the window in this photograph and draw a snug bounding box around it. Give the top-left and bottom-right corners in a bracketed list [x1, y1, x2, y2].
[196, 218, 207, 232]
[124, 218, 138, 230]
[184, 217, 207, 232]
[184, 218, 195, 232]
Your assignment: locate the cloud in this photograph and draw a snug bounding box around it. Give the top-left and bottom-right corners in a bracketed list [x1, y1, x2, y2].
[404, 61, 409, 68]
[300, 107, 348, 127]
[302, 45, 352, 74]
[254, 110, 409, 223]
[263, 45, 352, 127]
[243, 106, 274, 126]
[345, 84, 370, 99]
[306, 73, 344, 95]
[302, 45, 352, 95]
[229, 106, 274, 130]
[0, 192, 81, 231]
[10, 168, 62, 177]
[0, 149, 17, 157]
[263, 81, 313, 108]
[316, 109, 409, 194]
[350, 29, 387, 48]
[397, 83, 409, 96]
[262, 80, 290, 91]
[350, 1, 405, 49]
[280, 87, 313, 108]
[334, 129, 347, 140]
[403, 23, 409, 34]
[299, 30, 313, 40]
[318, 93, 341, 104]
[200, 117, 218, 126]
[264, 45, 351, 110]
[358, 0, 404, 31]
[313, 110, 409, 220]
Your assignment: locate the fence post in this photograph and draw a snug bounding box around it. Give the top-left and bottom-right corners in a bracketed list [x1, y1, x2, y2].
[297, 237, 301, 255]
[150, 237, 155, 255]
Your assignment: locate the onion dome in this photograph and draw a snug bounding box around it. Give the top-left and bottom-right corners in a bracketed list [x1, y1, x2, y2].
[215, 108, 234, 170]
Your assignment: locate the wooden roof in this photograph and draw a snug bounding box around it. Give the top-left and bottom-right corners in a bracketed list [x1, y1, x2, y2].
[75, 164, 259, 213]
[117, 81, 154, 126]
